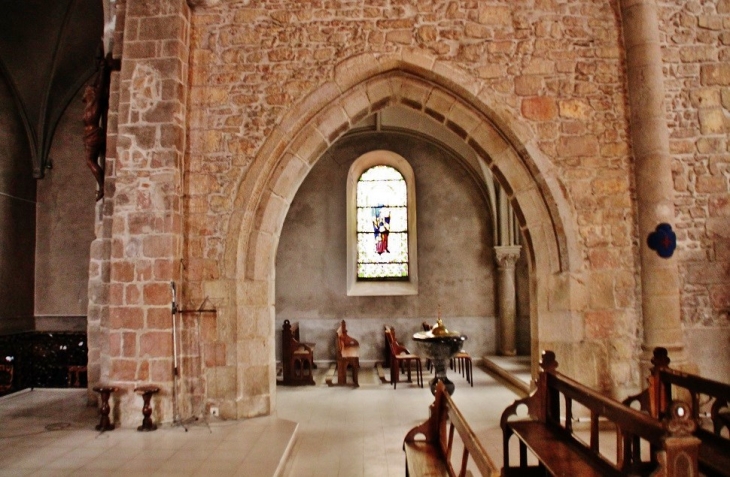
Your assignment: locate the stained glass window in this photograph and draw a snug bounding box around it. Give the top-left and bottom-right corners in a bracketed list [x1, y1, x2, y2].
[356, 165, 408, 279]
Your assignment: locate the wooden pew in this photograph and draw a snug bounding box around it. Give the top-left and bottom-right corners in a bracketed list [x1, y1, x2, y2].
[623, 347, 730, 476]
[403, 380, 499, 477]
[281, 320, 316, 386]
[501, 350, 701, 477]
[331, 319, 359, 387]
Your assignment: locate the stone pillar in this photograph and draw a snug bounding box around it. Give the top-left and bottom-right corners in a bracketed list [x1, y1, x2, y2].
[87, 0, 125, 406]
[495, 246, 521, 356]
[101, 0, 190, 426]
[619, 0, 687, 369]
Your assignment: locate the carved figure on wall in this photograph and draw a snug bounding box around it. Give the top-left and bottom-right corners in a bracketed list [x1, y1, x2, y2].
[82, 50, 118, 201]
[82, 80, 104, 200]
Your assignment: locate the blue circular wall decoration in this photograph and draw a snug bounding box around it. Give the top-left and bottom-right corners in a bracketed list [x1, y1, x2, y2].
[647, 223, 676, 258]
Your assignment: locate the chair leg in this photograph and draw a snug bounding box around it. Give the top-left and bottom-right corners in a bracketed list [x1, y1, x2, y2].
[392, 359, 399, 389]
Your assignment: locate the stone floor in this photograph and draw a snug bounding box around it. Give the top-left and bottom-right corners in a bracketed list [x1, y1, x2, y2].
[0, 389, 296, 476]
[277, 358, 529, 477]
[0, 357, 530, 476]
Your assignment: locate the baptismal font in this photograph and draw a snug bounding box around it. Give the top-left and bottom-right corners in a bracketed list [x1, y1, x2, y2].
[412, 308, 467, 395]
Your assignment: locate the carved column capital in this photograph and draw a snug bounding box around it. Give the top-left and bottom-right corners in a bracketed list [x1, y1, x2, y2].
[494, 246, 522, 269]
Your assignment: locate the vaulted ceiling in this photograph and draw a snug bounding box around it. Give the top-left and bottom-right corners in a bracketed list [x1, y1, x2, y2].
[0, 0, 103, 178]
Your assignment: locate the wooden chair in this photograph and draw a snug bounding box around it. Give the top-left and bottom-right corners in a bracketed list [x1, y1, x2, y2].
[335, 320, 359, 387]
[421, 322, 433, 372]
[450, 351, 473, 387]
[0, 364, 13, 394]
[67, 365, 87, 388]
[281, 320, 316, 385]
[384, 326, 423, 389]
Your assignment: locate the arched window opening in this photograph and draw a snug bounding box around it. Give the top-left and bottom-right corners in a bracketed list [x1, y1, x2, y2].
[356, 165, 408, 279]
[346, 151, 418, 296]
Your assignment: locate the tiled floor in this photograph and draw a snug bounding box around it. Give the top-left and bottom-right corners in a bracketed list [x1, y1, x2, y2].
[0, 389, 297, 476]
[0, 358, 529, 477]
[277, 359, 528, 477]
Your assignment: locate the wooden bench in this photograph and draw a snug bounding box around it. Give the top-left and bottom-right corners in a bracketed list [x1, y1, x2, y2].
[331, 319, 359, 387]
[623, 347, 730, 476]
[403, 380, 499, 476]
[501, 350, 701, 477]
[281, 319, 316, 386]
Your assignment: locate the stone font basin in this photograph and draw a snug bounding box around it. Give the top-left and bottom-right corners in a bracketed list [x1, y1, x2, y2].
[413, 319, 467, 395]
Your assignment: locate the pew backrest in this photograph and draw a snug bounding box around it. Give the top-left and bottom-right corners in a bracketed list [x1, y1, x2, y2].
[501, 350, 701, 476]
[623, 347, 730, 476]
[404, 381, 499, 476]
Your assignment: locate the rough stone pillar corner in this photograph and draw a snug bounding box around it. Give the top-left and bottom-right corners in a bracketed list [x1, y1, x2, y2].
[495, 246, 521, 356]
[102, 0, 191, 427]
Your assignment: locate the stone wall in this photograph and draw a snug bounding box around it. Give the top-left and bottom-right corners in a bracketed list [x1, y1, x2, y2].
[185, 0, 637, 409]
[91, 0, 730, 423]
[658, 0, 730, 380]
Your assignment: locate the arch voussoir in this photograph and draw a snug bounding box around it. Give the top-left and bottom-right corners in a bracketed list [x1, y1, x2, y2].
[277, 81, 343, 138]
[269, 153, 311, 204]
[285, 124, 328, 167]
[312, 102, 351, 145]
[340, 85, 372, 125]
[424, 88, 458, 120]
[491, 148, 535, 197]
[333, 53, 383, 92]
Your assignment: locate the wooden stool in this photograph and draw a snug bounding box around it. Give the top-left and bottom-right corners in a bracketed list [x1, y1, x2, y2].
[93, 385, 118, 431]
[134, 385, 160, 431]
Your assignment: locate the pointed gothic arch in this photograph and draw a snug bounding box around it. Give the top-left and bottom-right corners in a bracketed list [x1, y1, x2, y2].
[223, 52, 584, 417]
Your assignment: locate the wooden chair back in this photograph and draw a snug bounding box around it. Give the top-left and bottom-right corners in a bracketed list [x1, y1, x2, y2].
[336, 320, 359, 358]
[0, 364, 13, 393]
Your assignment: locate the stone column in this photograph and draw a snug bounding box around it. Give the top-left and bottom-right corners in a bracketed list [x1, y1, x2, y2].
[86, 0, 124, 406]
[495, 246, 521, 356]
[619, 0, 687, 369]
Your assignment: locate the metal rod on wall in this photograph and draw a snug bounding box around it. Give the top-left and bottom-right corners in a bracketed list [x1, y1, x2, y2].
[170, 281, 184, 430]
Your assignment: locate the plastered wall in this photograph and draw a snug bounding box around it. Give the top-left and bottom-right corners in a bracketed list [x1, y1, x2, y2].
[0, 75, 35, 334]
[35, 86, 97, 332]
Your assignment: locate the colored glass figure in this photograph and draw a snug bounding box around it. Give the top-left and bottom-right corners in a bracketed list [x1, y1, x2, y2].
[356, 166, 408, 279]
[372, 206, 391, 254]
